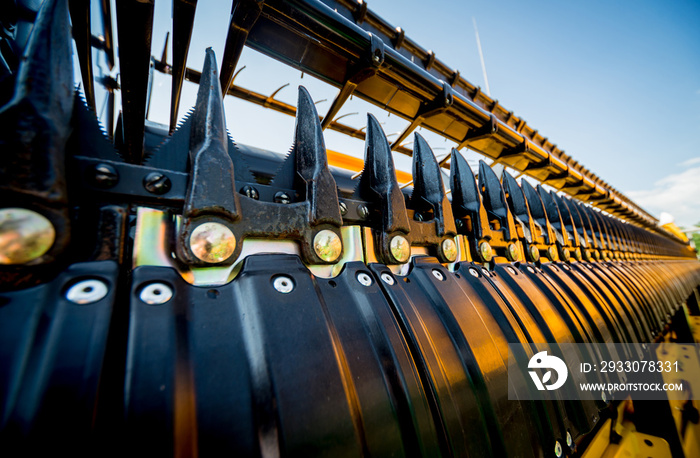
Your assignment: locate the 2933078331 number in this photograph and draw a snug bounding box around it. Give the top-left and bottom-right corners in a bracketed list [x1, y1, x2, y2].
[599, 360, 679, 373]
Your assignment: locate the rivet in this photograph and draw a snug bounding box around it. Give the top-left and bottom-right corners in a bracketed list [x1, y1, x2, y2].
[357, 272, 373, 286]
[140, 282, 173, 304]
[0, 208, 55, 264]
[91, 163, 119, 188]
[507, 243, 520, 261]
[314, 230, 342, 262]
[143, 172, 172, 195]
[547, 246, 558, 261]
[380, 272, 395, 285]
[432, 269, 445, 281]
[390, 235, 411, 263]
[468, 267, 479, 277]
[573, 247, 582, 261]
[273, 276, 294, 293]
[66, 279, 108, 304]
[241, 185, 259, 200]
[441, 238, 457, 262]
[339, 201, 348, 215]
[478, 241, 493, 262]
[189, 222, 236, 263]
[274, 191, 291, 204]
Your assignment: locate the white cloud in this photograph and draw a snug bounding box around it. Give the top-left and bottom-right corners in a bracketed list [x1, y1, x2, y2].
[679, 157, 700, 167]
[627, 166, 700, 228]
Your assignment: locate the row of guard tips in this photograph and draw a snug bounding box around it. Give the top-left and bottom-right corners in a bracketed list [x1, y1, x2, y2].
[449, 149, 488, 239]
[411, 133, 456, 236]
[478, 160, 516, 240]
[502, 170, 534, 242]
[183, 48, 239, 221]
[273, 86, 342, 226]
[355, 113, 410, 233]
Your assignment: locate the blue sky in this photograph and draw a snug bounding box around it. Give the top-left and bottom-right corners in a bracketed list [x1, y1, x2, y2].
[144, 0, 700, 227]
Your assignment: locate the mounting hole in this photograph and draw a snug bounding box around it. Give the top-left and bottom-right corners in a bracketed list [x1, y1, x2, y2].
[139, 282, 173, 305]
[356, 272, 373, 286]
[66, 279, 109, 304]
[207, 289, 220, 299]
[273, 276, 295, 293]
[644, 439, 653, 447]
[328, 280, 337, 288]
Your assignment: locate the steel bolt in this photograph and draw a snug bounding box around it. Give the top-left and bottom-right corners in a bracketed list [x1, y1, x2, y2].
[274, 191, 291, 204]
[0, 208, 55, 264]
[140, 283, 173, 304]
[441, 238, 458, 262]
[313, 230, 342, 262]
[273, 276, 294, 293]
[241, 185, 259, 200]
[143, 172, 172, 195]
[357, 272, 373, 286]
[414, 212, 424, 222]
[357, 205, 369, 219]
[189, 222, 236, 263]
[66, 279, 108, 304]
[547, 246, 557, 261]
[432, 269, 445, 281]
[566, 431, 573, 448]
[478, 241, 493, 262]
[468, 267, 479, 277]
[554, 441, 563, 458]
[507, 243, 520, 262]
[584, 250, 592, 262]
[380, 272, 395, 285]
[529, 245, 540, 262]
[91, 163, 119, 188]
[339, 201, 348, 216]
[390, 235, 411, 263]
[573, 247, 582, 261]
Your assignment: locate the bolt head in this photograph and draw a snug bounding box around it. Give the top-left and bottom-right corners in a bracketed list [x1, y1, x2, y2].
[380, 272, 395, 285]
[241, 185, 259, 200]
[507, 243, 520, 261]
[143, 172, 172, 194]
[314, 230, 342, 262]
[554, 441, 563, 458]
[390, 235, 411, 263]
[547, 246, 557, 261]
[478, 241, 493, 262]
[0, 208, 55, 264]
[189, 222, 236, 263]
[274, 191, 291, 204]
[529, 245, 540, 262]
[561, 248, 570, 262]
[566, 431, 573, 447]
[357, 205, 369, 219]
[573, 247, 582, 261]
[441, 238, 457, 262]
[432, 269, 445, 281]
[91, 163, 119, 188]
[339, 201, 348, 215]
